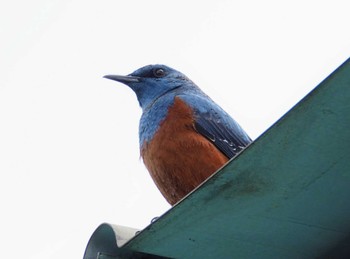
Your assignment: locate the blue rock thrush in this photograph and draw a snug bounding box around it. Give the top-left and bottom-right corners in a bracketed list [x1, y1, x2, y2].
[104, 64, 252, 205]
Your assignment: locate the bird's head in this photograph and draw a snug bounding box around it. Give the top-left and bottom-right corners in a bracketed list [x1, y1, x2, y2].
[104, 64, 193, 110]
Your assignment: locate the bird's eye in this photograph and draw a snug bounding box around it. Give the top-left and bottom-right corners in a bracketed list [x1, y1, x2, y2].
[153, 68, 165, 78]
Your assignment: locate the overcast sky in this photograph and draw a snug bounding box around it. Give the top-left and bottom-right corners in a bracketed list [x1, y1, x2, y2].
[1, 0, 349, 258]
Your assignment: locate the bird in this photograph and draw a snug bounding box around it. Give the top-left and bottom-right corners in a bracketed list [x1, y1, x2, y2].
[104, 65, 252, 205]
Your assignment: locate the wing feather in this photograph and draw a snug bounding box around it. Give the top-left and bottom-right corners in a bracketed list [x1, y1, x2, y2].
[179, 95, 252, 159]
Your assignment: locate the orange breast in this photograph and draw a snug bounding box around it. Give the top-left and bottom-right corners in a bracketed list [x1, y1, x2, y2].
[141, 97, 229, 205]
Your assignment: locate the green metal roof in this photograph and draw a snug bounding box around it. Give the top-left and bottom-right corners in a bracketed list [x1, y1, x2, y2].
[84, 58, 350, 259]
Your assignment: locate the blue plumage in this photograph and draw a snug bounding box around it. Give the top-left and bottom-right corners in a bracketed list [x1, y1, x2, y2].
[179, 94, 251, 158]
[106, 64, 251, 157]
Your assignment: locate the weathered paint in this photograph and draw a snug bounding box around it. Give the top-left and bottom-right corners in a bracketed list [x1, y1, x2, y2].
[84, 58, 350, 259]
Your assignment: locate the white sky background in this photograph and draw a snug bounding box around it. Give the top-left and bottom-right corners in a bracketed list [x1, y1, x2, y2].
[0, 0, 349, 258]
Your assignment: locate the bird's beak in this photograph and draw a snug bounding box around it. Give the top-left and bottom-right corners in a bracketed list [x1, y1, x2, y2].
[103, 74, 140, 84]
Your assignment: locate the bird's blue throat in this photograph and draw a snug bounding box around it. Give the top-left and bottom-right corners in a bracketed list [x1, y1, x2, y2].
[138, 92, 177, 148]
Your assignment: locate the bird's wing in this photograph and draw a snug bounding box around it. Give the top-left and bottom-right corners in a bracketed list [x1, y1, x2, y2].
[179, 95, 252, 159]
